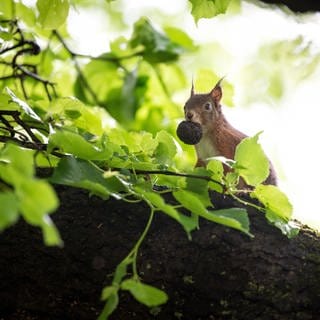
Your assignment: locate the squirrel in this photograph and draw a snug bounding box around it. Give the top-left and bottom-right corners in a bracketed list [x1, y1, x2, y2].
[182, 79, 277, 186]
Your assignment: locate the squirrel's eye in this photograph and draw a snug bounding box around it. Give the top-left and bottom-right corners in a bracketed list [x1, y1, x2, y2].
[204, 102, 212, 111]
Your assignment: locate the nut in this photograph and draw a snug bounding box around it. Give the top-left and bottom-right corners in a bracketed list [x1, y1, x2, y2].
[176, 121, 202, 145]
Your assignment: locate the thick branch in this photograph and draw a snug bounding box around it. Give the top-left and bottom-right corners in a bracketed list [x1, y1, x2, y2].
[0, 186, 319, 319]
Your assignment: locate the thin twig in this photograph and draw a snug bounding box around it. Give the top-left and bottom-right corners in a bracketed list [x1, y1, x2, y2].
[230, 192, 264, 212]
[52, 30, 143, 62]
[113, 168, 224, 188]
[52, 30, 102, 105]
[15, 64, 54, 86]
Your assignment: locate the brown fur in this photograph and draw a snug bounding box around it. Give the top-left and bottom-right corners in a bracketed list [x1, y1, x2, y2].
[184, 80, 277, 186]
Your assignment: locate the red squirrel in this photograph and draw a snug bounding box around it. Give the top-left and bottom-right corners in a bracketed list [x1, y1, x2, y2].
[182, 79, 277, 186]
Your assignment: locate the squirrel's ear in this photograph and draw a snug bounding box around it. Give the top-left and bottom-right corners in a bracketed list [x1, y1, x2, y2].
[210, 77, 224, 102]
[190, 78, 195, 97]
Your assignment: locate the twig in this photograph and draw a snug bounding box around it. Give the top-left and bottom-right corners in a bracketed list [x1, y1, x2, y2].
[52, 30, 143, 62]
[112, 168, 224, 189]
[0, 19, 55, 100]
[230, 192, 264, 212]
[11, 111, 42, 143]
[52, 30, 102, 105]
[51, 30, 141, 105]
[0, 110, 224, 190]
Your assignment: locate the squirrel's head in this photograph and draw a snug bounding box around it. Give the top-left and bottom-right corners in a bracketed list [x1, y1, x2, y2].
[184, 78, 223, 131]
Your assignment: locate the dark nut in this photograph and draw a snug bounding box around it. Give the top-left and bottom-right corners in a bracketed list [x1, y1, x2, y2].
[176, 121, 202, 145]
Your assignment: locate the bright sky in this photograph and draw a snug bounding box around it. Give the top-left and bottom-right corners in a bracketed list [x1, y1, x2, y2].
[68, 1, 320, 230]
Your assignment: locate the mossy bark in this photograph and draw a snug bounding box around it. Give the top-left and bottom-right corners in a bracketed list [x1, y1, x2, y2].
[1, 185, 320, 320]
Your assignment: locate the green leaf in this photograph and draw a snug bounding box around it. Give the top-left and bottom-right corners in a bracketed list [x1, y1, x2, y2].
[107, 70, 148, 125]
[50, 157, 126, 198]
[174, 190, 250, 235]
[41, 215, 63, 246]
[101, 286, 118, 301]
[0, 144, 61, 245]
[48, 97, 105, 135]
[139, 189, 180, 220]
[206, 159, 224, 192]
[98, 292, 119, 320]
[174, 189, 209, 216]
[189, 0, 232, 23]
[154, 130, 177, 166]
[130, 18, 183, 63]
[265, 210, 299, 238]
[99, 259, 129, 318]
[163, 26, 196, 51]
[0, 26, 13, 41]
[0, 192, 19, 230]
[0, 144, 35, 183]
[137, 188, 198, 234]
[0, 0, 14, 20]
[17, 179, 61, 246]
[5, 88, 41, 120]
[108, 129, 158, 155]
[65, 109, 81, 119]
[16, 2, 36, 27]
[74, 58, 120, 107]
[234, 132, 269, 186]
[18, 180, 58, 224]
[121, 279, 168, 307]
[113, 260, 130, 284]
[206, 208, 251, 235]
[252, 185, 293, 221]
[36, 0, 70, 29]
[185, 167, 212, 208]
[48, 130, 112, 160]
[225, 172, 239, 190]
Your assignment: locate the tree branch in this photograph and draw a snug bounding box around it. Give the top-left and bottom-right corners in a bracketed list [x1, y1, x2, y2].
[0, 21, 57, 100]
[119, 168, 225, 189]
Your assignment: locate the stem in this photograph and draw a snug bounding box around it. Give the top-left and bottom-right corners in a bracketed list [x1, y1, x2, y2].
[131, 206, 155, 278]
[230, 192, 265, 213]
[111, 203, 155, 281]
[52, 30, 143, 62]
[125, 168, 224, 189]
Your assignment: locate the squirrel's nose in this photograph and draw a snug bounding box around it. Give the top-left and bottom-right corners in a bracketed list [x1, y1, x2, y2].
[186, 111, 194, 120]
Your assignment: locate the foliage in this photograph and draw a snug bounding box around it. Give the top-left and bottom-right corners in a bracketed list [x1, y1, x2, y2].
[189, 0, 233, 23]
[239, 36, 320, 104]
[0, 0, 302, 318]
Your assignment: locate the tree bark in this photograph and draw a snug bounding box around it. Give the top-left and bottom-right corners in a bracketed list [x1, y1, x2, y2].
[258, 0, 320, 12]
[0, 185, 320, 320]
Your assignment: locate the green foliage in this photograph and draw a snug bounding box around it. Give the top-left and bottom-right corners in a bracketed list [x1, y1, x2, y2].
[252, 184, 292, 220]
[0, 192, 19, 230]
[251, 184, 298, 238]
[239, 36, 320, 104]
[234, 132, 269, 187]
[121, 279, 168, 307]
[72, 17, 189, 130]
[130, 18, 184, 64]
[36, 0, 70, 29]
[50, 157, 126, 199]
[0, 144, 61, 245]
[0, 1, 301, 318]
[189, 0, 232, 23]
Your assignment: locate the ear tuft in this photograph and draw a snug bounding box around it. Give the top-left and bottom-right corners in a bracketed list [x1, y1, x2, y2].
[210, 77, 224, 102]
[190, 78, 195, 97]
